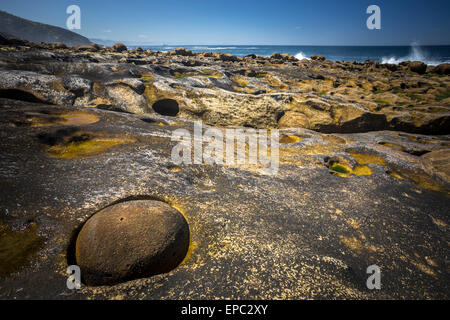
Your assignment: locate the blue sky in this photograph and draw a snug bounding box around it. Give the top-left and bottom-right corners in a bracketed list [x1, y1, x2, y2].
[1, 0, 449, 45]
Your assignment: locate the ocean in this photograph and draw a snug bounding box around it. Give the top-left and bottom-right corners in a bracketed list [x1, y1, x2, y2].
[130, 44, 450, 66]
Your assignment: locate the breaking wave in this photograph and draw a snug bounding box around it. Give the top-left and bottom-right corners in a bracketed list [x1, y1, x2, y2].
[381, 44, 444, 66]
[192, 46, 238, 50]
[295, 51, 309, 60]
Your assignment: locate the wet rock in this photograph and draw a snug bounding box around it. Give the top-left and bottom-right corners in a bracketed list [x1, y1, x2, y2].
[281, 53, 298, 62]
[213, 52, 239, 62]
[432, 63, 450, 75]
[382, 63, 398, 72]
[62, 76, 92, 96]
[75, 200, 190, 286]
[408, 61, 427, 74]
[311, 55, 326, 61]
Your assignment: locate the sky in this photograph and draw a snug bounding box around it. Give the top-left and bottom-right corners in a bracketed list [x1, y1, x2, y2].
[1, 0, 450, 45]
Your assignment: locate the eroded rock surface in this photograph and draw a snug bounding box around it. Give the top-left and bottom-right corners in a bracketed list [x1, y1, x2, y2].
[0, 45, 448, 134]
[0, 44, 449, 300]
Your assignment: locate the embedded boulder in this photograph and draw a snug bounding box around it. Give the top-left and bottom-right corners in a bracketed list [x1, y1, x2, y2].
[75, 200, 190, 286]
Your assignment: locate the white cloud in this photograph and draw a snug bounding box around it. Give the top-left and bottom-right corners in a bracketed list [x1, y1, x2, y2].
[138, 34, 148, 38]
[103, 29, 112, 33]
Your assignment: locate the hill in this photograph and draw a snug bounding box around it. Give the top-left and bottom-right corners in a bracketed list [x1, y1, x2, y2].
[0, 10, 92, 46]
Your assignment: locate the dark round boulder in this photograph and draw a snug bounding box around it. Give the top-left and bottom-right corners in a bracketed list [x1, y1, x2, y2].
[112, 43, 127, 53]
[271, 52, 283, 60]
[310, 55, 326, 61]
[433, 63, 450, 75]
[408, 61, 427, 74]
[75, 200, 190, 286]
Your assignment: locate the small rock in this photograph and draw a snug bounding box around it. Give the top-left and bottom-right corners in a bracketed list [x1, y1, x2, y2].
[271, 52, 283, 60]
[73, 43, 100, 52]
[52, 42, 67, 49]
[311, 55, 326, 61]
[112, 43, 128, 53]
[433, 63, 450, 75]
[213, 52, 239, 62]
[408, 61, 427, 74]
[169, 48, 194, 56]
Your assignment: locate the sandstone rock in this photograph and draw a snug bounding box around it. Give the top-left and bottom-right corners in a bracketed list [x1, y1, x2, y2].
[281, 53, 297, 62]
[0, 99, 449, 299]
[0, 70, 75, 105]
[278, 111, 310, 128]
[382, 63, 398, 72]
[213, 52, 239, 62]
[112, 43, 127, 53]
[422, 149, 450, 182]
[271, 52, 283, 60]
[408, 61, 427, 74]
[311, 55, 326, 61]
[169, 48, 194, 56]
[105, 84, 149, 114]
[433, 63, 450, 75]
[73, 43, 100, 52]
[76, 200, 190, 285]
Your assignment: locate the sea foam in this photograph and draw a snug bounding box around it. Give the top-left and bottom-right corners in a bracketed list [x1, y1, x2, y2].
[295, 52, 309, 60]
[381, 44, 444, 66]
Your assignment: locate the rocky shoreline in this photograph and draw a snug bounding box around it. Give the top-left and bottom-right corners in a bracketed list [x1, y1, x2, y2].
[0, 40, 449, 299]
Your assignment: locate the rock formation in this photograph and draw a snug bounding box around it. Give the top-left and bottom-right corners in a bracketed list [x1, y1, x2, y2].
[0, 42, 448, 299]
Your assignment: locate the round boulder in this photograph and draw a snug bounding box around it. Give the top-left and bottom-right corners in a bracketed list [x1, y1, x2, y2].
[75, 200, 190, 286]
[433, 63, 450, 75]
[112, 43, 127, 53]
[408, 61, 427, 74]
